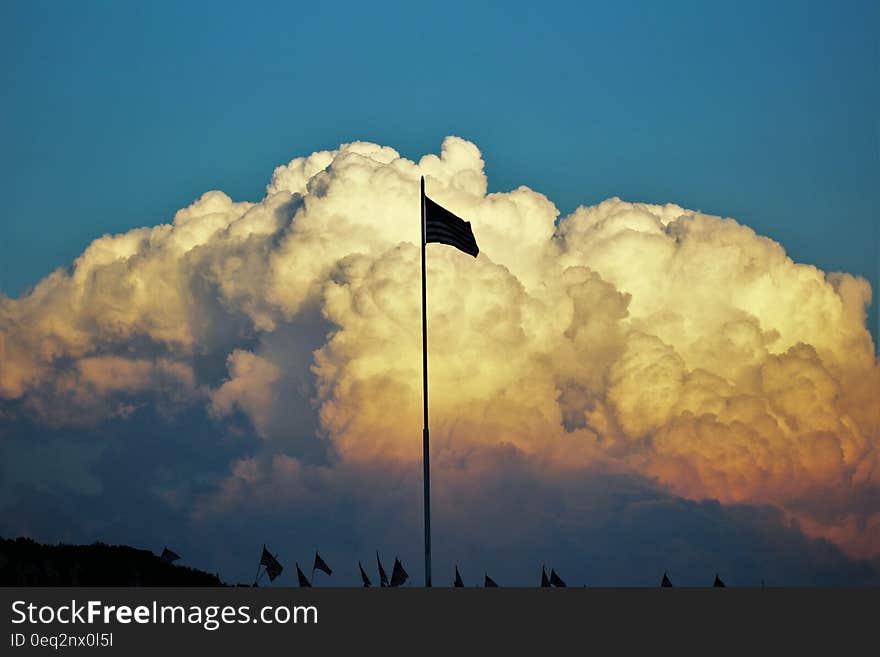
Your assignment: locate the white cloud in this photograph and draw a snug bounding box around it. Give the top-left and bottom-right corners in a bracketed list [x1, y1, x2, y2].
[1, 136, 877, 558]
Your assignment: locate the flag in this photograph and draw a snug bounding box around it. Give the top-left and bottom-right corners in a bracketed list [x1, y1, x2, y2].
[377, 552, 389, 588]
[424, 194, 479, 257]
[159, 547, 180, 564]
[484, 574, 498, 587]
[359, 561, 372, 588]
[661, 571, 673, 587]
[260, 545, 283, 581]
[713, 574, 726, 588]
[454, 565, 464, 588]
[390, 557, 408, 587]
[541, 566, 551, 588]
[550, 568, 567, 587]
[313, 551, 332, 576]
[296, 563, 312, 588]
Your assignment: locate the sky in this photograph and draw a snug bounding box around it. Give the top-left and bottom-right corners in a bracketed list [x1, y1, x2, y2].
[0, 1, 879, 585]
[2, 0, 877, 338]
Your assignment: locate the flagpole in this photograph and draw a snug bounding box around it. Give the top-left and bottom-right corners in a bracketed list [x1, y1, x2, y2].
[420, 175, 432, 588]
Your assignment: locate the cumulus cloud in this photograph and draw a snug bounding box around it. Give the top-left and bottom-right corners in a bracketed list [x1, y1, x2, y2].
[0, 136, 878, 564]
[210, 350, 281, 439]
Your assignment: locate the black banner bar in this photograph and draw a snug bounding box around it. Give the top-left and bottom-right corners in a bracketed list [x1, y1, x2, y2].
[2, 587, 876, 654]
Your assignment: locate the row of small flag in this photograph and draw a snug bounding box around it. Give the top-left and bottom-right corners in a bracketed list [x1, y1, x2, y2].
[162, 545, 727, 587]
[259, 545, 407, 587]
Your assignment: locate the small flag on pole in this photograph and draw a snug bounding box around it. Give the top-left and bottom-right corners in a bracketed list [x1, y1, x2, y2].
[260, 545, 283, 582]
[550, 569, 567, 587]
[296, 563, 312, 588]
[661, 571, 673, 587]
[454, 565, 464, 588]
[541, 566, 551, 588]
[484, 574, 498, 587]
[160, 547, 180, 564]
[424, 194, 479, 257]
[313, 551, 332, 577]
[359, 561, 372, 588]
[713, 573, 726, 588]
[377, 552, 389, 588]
[390, 557, 408, 587]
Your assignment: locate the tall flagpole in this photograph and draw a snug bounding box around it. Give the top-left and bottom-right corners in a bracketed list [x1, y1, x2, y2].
[420, 175, 432, 587]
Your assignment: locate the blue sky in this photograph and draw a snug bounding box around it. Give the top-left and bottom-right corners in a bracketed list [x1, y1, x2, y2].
[1, 0, 877, 344]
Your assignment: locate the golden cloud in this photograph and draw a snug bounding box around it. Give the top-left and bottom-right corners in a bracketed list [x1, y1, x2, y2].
[1, 137, 877, 558]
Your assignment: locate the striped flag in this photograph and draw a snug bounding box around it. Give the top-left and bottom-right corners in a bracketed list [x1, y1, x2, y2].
[260, 545, 283, 582]
[359, 561, 372, 588]
[377, 552, 389, 588]
[390, 557, 408, 587]
[550, 569, 567, 587]
[424, 195, 479, 257]
[313, 551, 332, 576]
[296, 563, 312, 588]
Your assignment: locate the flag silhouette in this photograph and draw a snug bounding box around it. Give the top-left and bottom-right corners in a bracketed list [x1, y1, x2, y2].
[424, 195, 479, 257]
[296, 563, 312, 588]
[661, 571, 673, 587]
[377, 552, 389, 588]
[454, 565, 464, 588]
[541, 566, 551, 588]
[550, 568, 567, 587]
[390, 557, 408, 587]
[313, 551, 332, 576]
[484, 574, 498, 587]
[260, 545, 283, 581]
[713, 574, 726, 588]
[358, 561, 372, 587]
[159, 547, 180, 564]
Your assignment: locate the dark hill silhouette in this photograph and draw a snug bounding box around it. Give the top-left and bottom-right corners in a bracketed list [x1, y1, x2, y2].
[0, 537, 223, 586]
